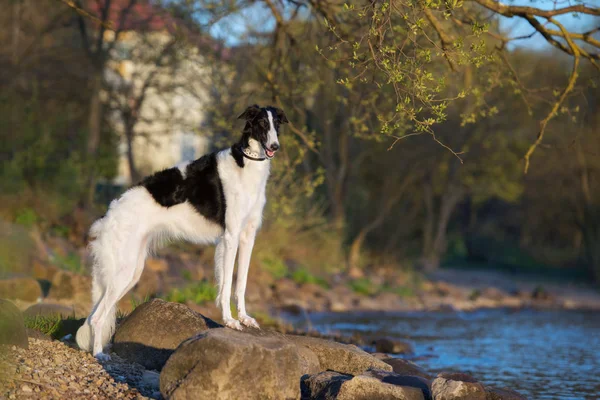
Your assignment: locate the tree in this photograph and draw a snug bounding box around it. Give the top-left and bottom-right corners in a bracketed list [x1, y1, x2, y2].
[67, 0, 150, 207]
[323, 0, 599, 170]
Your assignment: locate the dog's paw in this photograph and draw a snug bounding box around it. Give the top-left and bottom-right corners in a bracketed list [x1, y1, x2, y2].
[94, 352, 111, 362]
[239, 315, 260, 329]
[223, 318, 243, 331]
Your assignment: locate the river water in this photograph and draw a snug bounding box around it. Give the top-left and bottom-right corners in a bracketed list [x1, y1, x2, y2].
[287, 309, 600, 399]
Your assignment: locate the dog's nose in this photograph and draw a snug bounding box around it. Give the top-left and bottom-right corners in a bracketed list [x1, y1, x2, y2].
[270, 143, 280, 151]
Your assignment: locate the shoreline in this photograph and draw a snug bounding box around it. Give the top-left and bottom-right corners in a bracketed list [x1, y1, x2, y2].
[1, 298, 532, 400]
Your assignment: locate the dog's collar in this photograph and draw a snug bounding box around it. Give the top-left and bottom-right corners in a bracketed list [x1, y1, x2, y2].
[241, 147, 267, 162]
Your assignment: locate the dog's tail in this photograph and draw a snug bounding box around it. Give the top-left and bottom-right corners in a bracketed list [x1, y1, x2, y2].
[76, 218, 117, 352]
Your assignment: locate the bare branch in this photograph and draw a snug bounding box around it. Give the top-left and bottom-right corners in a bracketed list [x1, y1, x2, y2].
[472, 0, 600, 18]
[424, 8, 458, 71]
[523, 18, 581, 173]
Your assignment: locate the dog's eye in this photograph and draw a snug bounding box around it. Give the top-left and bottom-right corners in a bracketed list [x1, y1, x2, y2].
[258, 120, 267, 128]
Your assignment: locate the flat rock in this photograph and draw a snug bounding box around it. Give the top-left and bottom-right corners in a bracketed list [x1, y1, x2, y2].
[160, 328, 302, 400]
[301, 369, 426, 400]
[432, 372, 486, 400]
[0, 299, 28, 348]
[0, 278, 42, 302]
[113, 299, 221, 371]
[288, 334, 392, 375]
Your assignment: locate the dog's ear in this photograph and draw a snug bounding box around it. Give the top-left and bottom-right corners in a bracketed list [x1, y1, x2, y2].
[274, 107, 289, 124]
[238, 105, 261, 121]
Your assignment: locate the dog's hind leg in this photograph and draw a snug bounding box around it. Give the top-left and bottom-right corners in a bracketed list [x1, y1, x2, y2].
[235, 219, 260, 329]
[91, 233, 148, 360]
[217, 229, 242, 330]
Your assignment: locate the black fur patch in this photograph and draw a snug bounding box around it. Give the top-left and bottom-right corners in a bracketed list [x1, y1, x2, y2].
[230, 143, 245, 168]
[139, 153, 226, 228]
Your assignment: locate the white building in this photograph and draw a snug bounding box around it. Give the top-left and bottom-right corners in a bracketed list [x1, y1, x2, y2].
[98, 5, 213, 185]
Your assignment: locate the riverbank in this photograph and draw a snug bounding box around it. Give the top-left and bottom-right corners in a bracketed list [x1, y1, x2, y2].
[1, 298, 529, 400]
[2, 229, 600, 321]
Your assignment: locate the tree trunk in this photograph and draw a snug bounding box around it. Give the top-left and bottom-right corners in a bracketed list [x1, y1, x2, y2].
[420, 184, 465, 271]
[581, 206, 600, 282]
[348, 229, 368, 272]
[12, 0, 20, 63]
[421, 178, 436, 266]
[83, 71, 103, 209]
[125, 122, 140, 184]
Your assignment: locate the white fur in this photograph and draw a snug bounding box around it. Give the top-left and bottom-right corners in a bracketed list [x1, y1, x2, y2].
[266, 110, 279, 149]
[176, 161, 190, 178]
[77, 143, 272, 359]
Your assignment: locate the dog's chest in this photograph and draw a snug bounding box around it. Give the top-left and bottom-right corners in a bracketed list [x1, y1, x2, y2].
[218, 152, 270, 219]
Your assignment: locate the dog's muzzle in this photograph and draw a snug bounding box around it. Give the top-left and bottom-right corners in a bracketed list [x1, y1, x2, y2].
[264, 143, 279, 159]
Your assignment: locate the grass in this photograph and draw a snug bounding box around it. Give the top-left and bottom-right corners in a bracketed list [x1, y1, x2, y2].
[24, 314, 83, 340]
[261, 256, 288, 280]
[164, 280, 217, 305]
[290, 267, 329, 288]
[388, 285, 416, 298]
[348, 277, 378, 296]
[24, 315, 62, 338]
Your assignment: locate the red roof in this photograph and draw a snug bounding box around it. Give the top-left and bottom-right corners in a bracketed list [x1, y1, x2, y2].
[86, 0, 231, 60]
[87, 0, 177, 33]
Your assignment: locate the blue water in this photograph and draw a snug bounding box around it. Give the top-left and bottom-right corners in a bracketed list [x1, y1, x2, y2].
[287, 309, 600, 399]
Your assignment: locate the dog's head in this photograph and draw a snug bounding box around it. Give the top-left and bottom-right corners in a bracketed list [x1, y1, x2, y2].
[238, 105, 289, 159]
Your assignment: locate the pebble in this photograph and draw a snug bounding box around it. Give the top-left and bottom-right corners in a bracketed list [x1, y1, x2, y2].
[0, 339, 158, 399]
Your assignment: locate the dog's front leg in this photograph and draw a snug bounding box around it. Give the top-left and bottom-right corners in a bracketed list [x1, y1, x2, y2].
[235, 220, 260, 329]
[217, 230, 243, 330]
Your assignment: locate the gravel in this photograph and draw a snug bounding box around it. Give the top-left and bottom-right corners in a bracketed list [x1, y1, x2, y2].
[0, 339, 161, 399]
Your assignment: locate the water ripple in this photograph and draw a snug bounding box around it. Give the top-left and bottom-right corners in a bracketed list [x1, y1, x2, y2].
[293, 309, 600, 399]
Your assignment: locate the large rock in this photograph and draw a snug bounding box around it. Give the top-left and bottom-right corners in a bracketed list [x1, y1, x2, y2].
[485, 387, 526, 400]
[0, 278, 42, 302]
[47, 270, 91, 303]
[288, 335, 392, 375]
[0, 299, 28, 348]
[301, 369, 426, 400]
[373, 337, 414, 355]
[380, 357, 432, 380]
[160, 328, 302, 400]
[432, 372, 486, 400]
[24, 303, 76, 318]
[113, 299, 221, 371]
[32, 259, 59, 282]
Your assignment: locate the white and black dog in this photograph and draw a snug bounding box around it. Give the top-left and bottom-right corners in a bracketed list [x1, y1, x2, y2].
[76, 105, 288, 360]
